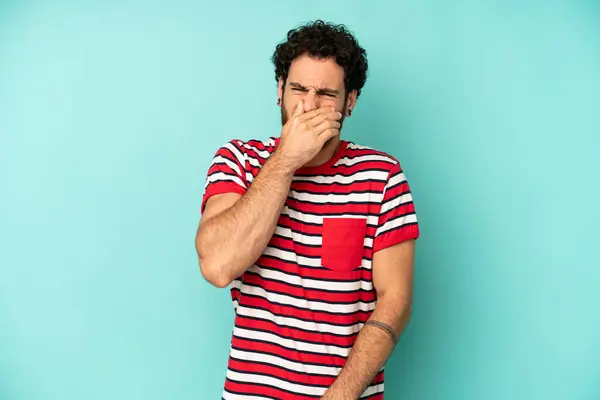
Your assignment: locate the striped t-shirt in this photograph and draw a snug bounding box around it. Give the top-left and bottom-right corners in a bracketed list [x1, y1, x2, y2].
[201, 136, 420, 400]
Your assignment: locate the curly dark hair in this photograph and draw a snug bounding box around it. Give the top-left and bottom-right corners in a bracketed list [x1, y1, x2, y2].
[271, 20, 368, 98]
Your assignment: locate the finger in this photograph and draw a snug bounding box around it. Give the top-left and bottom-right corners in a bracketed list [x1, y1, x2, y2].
[299, 106, 335, 122]
[293, 100, 304, 117]
[318, 128, 340, 143]
[308, 111, 342, 127]
[313, 119, 341, 134]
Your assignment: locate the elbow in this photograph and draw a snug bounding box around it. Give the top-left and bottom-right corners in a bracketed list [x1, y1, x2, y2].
[197, 252, 232, 288]
[200, 262, 231, 288]
[196, 233, 230, 289]
[195, 231, 232, 288]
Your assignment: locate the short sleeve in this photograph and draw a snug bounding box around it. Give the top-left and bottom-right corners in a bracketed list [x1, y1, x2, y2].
[372, 161, 420, 253]
[201, 140, 248, 214]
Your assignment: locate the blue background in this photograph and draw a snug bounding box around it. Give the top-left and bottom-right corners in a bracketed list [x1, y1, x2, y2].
[1, 1, 599, 399]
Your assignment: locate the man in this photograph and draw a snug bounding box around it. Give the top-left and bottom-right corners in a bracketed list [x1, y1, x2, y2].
[196, 20, 419, 400]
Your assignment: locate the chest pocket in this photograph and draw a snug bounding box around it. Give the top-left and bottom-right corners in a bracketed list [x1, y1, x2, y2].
[321, 217, 367, 272]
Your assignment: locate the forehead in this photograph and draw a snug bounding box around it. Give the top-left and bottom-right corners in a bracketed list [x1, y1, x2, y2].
[286, 55, 345, 90]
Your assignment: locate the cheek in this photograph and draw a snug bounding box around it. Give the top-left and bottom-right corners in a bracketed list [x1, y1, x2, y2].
[315, 97, 342, 110]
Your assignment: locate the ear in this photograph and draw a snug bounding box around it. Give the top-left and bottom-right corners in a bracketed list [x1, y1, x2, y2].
[346, 89, 358, 115]
[277, 78, 284, 103]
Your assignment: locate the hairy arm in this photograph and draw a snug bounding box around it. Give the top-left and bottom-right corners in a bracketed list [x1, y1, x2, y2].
[195, 152, 294, 288]
[321, 239, 415, 399]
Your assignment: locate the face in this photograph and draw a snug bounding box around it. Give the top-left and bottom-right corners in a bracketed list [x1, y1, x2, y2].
[278, 55, 357, 147]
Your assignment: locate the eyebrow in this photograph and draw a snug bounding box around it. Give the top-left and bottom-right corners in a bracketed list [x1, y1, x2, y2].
[289, 82, 340, 96]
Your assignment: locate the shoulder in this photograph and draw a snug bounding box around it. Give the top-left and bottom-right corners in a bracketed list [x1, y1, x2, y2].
[214, 137, 276, 158]
[344, 141, 402, 173]
[212, 137, 276, 161]
[238, 137, 277, 160]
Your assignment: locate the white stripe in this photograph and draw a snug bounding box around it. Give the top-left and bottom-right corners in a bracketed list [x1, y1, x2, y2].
[249, 264, 373, 291]
[293, 170, 389, 185]
[222, 391, 270, 400]
[209, 154, 253, 185]
[243, 154, 262, 169]
[231, 279, 242, 311]
[242, 143, 271, 159]
[233, 326, 351, 358]
[380, 192, 413, 214]
[261, 246, 322, 267]
[375, 213, 418, 236]
[230, 278, 243, 290]
[361, 383, 385, 397]
[283, 206, 379, 226]
[336, 154, 394, 166]
[206, 172, 246, 189]
[387, 171, 407, 188]
[236, 304, 363, 336]
[274, 225, 375, 249]
[346, 142, 372, 150]
[240, 284, 376, 314]
[290, 190, 383, 204]
[224, 141, 246, 166]
[229, 348, 341, 377]
[223, 378, 383, 400]
[226, 370, 326, 397]
[262, 245, 372, 269]
[274, 225, 322, 245]
[212, 155, 243, 176]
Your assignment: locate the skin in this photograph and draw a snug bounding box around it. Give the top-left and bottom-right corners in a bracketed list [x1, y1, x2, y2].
[195, 54, 415, 399]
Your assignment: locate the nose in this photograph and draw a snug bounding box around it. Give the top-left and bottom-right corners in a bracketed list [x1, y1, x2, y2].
[302, 90, 318, 112]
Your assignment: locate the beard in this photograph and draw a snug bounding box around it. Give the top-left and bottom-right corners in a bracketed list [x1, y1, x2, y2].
[280, 97, 346, 150]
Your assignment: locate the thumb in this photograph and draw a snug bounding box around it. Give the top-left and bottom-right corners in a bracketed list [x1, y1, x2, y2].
[293, 100, 304, 117]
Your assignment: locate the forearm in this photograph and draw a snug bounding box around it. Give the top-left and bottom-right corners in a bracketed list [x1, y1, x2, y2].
[322, 295, 412, 399]
[197, 153, 294, 287]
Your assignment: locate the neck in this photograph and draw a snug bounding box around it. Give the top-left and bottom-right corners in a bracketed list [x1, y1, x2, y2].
[303, 138, 340, 168]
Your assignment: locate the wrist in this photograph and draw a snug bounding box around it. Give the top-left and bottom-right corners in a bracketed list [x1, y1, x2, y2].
[269, 151, 297, 177]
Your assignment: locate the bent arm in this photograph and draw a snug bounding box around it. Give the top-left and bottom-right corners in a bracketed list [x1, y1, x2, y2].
[195, 153, 294, 288]
[321, 240, 415, 399]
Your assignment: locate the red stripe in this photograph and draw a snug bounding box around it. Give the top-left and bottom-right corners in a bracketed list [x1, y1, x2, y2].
[268, 235, 321, 257]
[384, 180, 411, 200]
[378, 204, 416, 226]
[231, 287, 240, 303]
[224, 379, 310, 400]
[239, 294, 372, 326]
[345, 146, 395, 158]
[242, 271, 376, 304]
[228, 358, 336, 387]
[255, 256, 373, 281]
[291, 179, 385, 193]
[333, 160, 395, 174]
[288, 201, 380, 215]
[278, 214, 380, 239]
[231, 336, 347, 367]
[235, 314, 358, 348]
